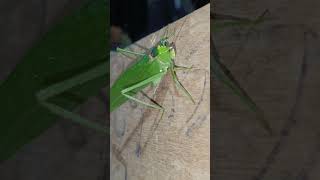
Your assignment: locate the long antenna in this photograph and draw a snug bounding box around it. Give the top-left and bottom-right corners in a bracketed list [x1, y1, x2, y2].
[173, 15, 188, 43]
[173, 0, 203, 43]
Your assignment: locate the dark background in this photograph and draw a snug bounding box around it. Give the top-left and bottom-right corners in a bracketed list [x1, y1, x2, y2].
[110, 0, 209, 49]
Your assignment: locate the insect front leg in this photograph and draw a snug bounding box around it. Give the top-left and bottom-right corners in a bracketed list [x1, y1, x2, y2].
[117, 47, 146, 58]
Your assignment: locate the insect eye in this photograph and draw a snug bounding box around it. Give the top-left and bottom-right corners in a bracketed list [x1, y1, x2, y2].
[151, 48, 157, 57]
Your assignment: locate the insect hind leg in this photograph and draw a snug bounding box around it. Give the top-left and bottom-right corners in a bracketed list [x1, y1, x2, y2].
[120, 74, 167, 157]
[121, 72, 165, 110]
[135, 91, 165, 158]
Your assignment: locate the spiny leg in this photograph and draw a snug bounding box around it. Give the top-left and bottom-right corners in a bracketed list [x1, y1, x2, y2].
[121, 73, 165, 110]
[36, 61, 108, 134]
[170, 66, 195, 104]
[120, 73, 166, 157]
[136, 92, 165, 157]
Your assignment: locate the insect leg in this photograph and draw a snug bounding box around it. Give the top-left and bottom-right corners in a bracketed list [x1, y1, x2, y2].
[36, 61, 108, 134]
[121, 73, 165, 110]
[174, 64, 193, 71]
[117, 47, 146, 57]
[135, 90, 165, 157]
[121, 73, 166, 157]
[170, 66, 195, 104]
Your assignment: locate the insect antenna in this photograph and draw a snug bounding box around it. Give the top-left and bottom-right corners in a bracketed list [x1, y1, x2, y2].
[172, 0, 202, 44]
[172, 16, 188, 44]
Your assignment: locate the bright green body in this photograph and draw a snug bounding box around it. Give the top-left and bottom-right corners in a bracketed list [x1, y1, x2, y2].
[110, 39, 176, 112]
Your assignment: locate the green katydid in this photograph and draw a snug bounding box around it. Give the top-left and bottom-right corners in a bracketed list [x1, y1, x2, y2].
[109, 3, 208, 159]
[110, 22, 195, 118]
[109, 2, 212, 117]
[37, 4, 197, 137]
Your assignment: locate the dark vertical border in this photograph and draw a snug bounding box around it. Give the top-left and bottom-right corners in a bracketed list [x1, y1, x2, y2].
[105, 0, 111, 179]
[210, 5, 214, 179]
